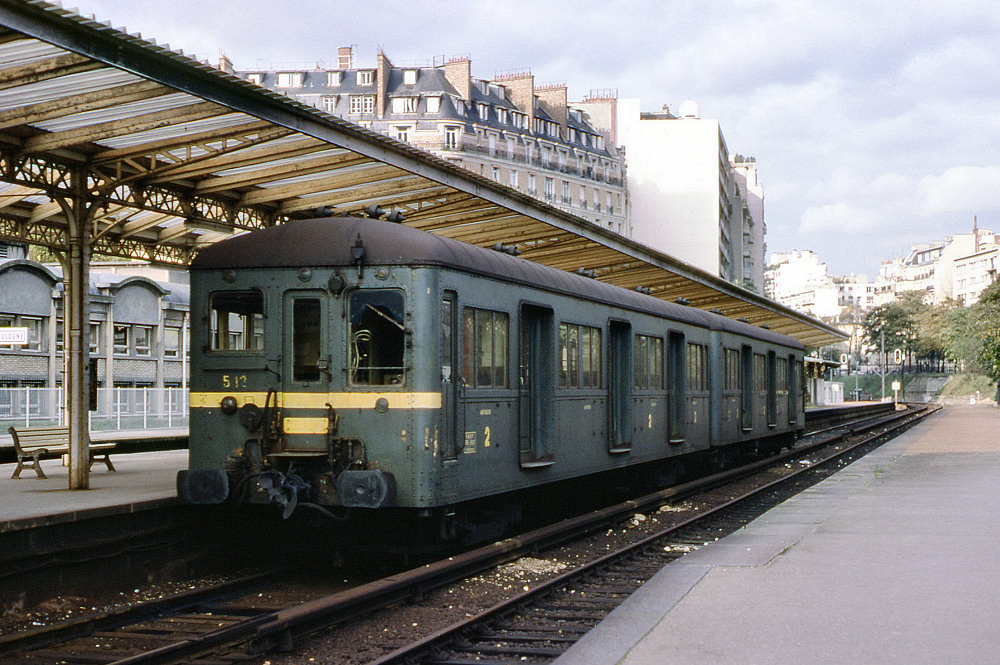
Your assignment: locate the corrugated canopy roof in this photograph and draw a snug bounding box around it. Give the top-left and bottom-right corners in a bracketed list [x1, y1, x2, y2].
[0, 0, 844, 347]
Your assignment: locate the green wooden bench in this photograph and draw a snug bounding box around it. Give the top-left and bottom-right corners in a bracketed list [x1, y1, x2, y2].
[8, 425, 116, 479]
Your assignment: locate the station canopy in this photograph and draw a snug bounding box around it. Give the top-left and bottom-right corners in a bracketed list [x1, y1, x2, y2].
[0, 1, 844, 347]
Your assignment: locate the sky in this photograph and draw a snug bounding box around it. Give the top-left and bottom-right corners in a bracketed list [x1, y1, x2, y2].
[65, 0, 1000, 278]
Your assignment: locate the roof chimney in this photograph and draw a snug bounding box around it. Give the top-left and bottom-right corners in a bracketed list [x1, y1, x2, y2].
[338, 46, 354, 69]
[443, 56, 472, 100]
[536, 83, 568, 139]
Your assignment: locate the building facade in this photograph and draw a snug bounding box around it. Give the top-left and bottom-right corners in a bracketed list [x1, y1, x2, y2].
[0, 247, 190, 409]
[231, 50, 630, 235]
[593, 98, 765, 290]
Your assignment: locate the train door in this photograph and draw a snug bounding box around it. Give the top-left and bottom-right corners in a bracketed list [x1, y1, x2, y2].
[741, 344, 753, 432]
[767, 351, 777, 428]
[608, 320, 632, 452]
[788, 353, 798, 424]
[668, 331, 686, 443]
[441, 293, 460, 460]
[519, 304, 554, 467]
[280, 291, 329, 452]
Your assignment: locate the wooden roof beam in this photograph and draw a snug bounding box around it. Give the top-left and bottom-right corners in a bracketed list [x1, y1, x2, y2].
[0, 80, 167, 129]
[239, 164, 406, 205]
[24, 101, 230, 153]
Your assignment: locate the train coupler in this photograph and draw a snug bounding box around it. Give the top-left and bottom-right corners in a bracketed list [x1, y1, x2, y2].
[258, 469, 310, 519]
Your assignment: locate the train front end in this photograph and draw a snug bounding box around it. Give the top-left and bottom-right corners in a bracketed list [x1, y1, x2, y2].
[177, 219, 441, 518]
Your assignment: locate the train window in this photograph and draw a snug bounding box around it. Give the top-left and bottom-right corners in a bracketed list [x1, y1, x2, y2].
[210, 290, 264, 351]
[753, 353, 767, 391]
[292, 299, 322, 382]
[686, 343, 707, 391]
[559, 323, 602, 388]
[724, 348, 741, 390]
[462, 308, 509, 389]
[776, 357, 789, 393]
[349, 290, 406, 385]
[634, 335, 663, 389]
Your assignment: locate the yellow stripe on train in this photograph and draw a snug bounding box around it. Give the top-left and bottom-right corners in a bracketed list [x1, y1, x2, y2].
[190, 391, 442, 410]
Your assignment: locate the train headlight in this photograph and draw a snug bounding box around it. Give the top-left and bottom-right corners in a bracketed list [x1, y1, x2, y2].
[220, 395, 238, 414]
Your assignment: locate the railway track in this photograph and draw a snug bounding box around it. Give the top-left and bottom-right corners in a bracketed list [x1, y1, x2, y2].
[0, 403, 935, 665]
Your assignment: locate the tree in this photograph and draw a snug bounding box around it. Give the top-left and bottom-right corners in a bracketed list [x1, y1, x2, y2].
[861, 295, 920, 369]
[973, 280, 1000, 399]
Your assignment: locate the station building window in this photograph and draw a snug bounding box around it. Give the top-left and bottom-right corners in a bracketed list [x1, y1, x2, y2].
[164, 327, 181, 358]
[0, 313, 43, 351]
[134, 326, 153, 356]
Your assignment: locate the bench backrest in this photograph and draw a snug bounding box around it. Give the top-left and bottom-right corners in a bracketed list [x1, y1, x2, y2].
[8, 426, 70, 451]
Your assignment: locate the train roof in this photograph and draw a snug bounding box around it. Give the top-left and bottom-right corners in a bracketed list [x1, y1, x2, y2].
[192, 217, 803, 349]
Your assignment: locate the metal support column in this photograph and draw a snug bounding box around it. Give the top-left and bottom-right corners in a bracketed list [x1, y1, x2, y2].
[59, 172, 95, 490]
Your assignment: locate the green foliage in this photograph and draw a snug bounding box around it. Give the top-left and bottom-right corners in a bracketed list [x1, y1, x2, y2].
[977, 326, 1000, 382]
[962, 280, 1000, 382]
[939, 373, 996, 398]
[861, 293, 921, 352]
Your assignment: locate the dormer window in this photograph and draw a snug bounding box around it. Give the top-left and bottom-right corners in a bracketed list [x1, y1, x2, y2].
[327, 71, 342, 86]
[246, 73, 262, 86]
[426, 96, 441, 113]
[403, 69, 418, 85]
[391, 97, 418, 113]
[276, 72, 303, 88]
[477, 103, 489, 119]
[357, 70, 374, 86]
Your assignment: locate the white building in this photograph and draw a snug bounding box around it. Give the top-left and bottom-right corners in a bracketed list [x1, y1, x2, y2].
[765, 250, 841, 320]
[882, 228, 998, 304]
[613, 99, 743, 283]
[731, 156, 765, 291]
[954, 245, 999, 305]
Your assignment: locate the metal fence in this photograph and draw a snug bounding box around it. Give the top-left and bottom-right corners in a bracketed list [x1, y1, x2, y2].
[0, 386, 188, 432]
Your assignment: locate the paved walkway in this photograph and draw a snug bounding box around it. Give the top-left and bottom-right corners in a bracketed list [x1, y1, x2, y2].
[557, 404, 1000, 665]
[0, 449, 186, 531]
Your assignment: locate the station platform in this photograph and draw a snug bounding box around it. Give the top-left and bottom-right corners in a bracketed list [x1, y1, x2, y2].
[557, 403, 1000, 665]
[0, 449, 187, 532]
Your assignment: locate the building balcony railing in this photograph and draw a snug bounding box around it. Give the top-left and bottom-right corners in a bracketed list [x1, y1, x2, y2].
[414, 140, 623, 186]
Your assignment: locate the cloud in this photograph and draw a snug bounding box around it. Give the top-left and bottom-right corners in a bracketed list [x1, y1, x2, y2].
[918, 167, 1000, 217]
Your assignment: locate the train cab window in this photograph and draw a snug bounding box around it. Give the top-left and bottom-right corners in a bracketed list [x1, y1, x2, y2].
[462, 308, 509, 389]
[349, 290, 406, 385]
[559, 323, 602, 388]
[634, 334, 663, 389]
[210, 290, 264, 351]
[686, 343, 707, 391]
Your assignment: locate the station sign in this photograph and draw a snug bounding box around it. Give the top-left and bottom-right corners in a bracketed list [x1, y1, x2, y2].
[0, 327, 28, 345]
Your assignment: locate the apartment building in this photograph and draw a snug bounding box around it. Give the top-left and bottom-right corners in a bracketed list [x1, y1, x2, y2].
[765, 224, 999, 322]
[585, 98, 765, 290]
[231, 50, 629, 235]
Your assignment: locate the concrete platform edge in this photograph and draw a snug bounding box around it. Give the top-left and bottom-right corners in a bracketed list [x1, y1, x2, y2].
[555, 426, 913, 665]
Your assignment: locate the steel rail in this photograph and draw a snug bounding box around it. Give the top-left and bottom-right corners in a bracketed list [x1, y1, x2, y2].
[365, 403, 938, 665]
[4, 404, 933, 664]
